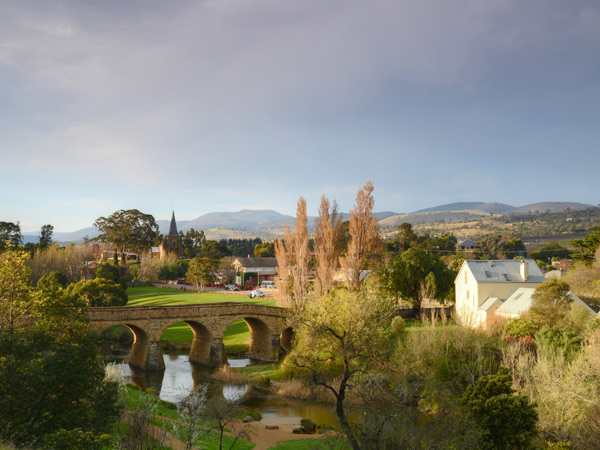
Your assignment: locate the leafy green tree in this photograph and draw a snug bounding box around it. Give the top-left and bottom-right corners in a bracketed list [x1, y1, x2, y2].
[94, 261, 127, 289]
[380, 248, 455, 309]
[180, 228, 206, 258]
[253, 242, 274, 257]
[528, 279, 572, 329]
[66, 278, 128, 307]
[535, 326, 583, 361]
[200, 240, 232, 259]
[186, 257, 217, 292]
[571, 225, 600, 261]
[530, 241, 570, 261]
[94, 209, 159, 263]
[39, 224, 53, 249]
[0, 247, 35, 334]
[37, 270, 69, 292]
[158, 257, 189, 281]
[395, 222, 419, 251]
[505, 238, 526, 258]
[504, 317, 537, 339]
[288, 287, 396, 450]
[0, 221, 22, 250]
[462, 368, 538, 450]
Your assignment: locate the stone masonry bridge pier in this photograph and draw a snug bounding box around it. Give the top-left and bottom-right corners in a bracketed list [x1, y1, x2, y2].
[86, 303, 292, 371]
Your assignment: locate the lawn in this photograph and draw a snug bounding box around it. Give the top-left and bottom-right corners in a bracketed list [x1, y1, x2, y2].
[127, 287, 276, 307]
[126, 287, 277, 353]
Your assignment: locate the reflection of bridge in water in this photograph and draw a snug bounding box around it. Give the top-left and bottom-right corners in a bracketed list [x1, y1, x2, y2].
[86, 303, 292, 370]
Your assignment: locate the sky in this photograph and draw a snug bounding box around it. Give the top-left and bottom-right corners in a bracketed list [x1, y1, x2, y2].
[1, 0, 599, 232]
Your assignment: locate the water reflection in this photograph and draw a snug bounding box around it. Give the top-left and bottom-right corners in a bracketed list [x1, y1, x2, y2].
[104, 349, 339, 428]
[222, 384, 250, 402]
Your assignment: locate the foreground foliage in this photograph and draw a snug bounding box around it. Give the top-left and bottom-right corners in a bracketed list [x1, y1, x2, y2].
[0, 247, 121, 449]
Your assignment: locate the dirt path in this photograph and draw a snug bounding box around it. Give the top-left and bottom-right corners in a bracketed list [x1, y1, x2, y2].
[154, 414, 323, 450]
[233, 418, 324, 450]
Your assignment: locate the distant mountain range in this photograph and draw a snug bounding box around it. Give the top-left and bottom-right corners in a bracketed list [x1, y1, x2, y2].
[49, 202, 595, 243]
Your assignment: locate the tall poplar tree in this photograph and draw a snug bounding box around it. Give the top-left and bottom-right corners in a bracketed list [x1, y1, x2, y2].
[340, 181, 381, 289]
[314, 195, 342, 296]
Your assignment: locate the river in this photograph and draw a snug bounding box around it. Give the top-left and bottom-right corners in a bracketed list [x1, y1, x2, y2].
[102, 343, 339, 428]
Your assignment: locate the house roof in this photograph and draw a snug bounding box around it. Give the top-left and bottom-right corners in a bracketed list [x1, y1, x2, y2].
[478, 297, 504, 312]
[462, 259, 545, 283]
[497, 287, 597, 316]
[456, 238, 479, 247]
[234, 257, 278, 268]
[168, 210, 179, 237]
[496, 288, 535, 316]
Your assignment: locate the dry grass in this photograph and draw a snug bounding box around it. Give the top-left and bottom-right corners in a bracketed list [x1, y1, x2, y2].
[210, 365, 250, 384]
[272, 380, 335, 403]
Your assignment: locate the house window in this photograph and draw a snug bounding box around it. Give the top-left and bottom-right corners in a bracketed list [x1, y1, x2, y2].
[466, 289, 470, 300]
[464, 272, 468, 284]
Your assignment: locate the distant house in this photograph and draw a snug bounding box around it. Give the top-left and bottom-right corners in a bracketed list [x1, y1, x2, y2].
[455, 259, 546, 327]
[455, 238, 480, 253]
[332, 269, 372, 285]
[232, 257, 278, 286]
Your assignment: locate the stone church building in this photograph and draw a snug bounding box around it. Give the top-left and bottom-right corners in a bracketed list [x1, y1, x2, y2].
[159, 211, 183, 259]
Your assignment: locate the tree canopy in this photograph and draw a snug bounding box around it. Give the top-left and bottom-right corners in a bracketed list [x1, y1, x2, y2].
[94, 209, 159, 262]
[0, 221, 22, 250]
[380, 248, 455, 308]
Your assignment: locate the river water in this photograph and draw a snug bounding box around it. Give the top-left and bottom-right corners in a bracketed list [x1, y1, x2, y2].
[103, 344, 339, 428]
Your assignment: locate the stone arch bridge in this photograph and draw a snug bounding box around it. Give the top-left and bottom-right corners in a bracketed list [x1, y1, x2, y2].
[86, 303, 292, 371]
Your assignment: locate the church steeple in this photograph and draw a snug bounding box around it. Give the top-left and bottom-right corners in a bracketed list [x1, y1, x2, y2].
[160, 210, 183, 259]
[168, 210, 179, 236]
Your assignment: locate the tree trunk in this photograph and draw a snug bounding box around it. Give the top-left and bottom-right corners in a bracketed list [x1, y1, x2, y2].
[335, 366, 361, 450]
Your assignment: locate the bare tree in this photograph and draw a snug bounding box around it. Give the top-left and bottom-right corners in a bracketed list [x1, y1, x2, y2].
[340, 181, 382, 289]
[28, 243, 95, 285]
[275, 197, 311, 308]
[116, 391, 167, 450]
[205, 397, 253, 450]
[176, 385, 208, 450]
[314, 195, 342, 296]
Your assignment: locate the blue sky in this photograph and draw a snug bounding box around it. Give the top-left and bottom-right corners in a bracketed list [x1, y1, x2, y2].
[1, 0, 599, 232]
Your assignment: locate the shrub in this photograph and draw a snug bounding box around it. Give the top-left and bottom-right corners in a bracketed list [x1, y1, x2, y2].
[391, 315, 406, 334]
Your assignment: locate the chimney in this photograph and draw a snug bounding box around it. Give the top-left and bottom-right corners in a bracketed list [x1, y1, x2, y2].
[520, 261, 529, 281]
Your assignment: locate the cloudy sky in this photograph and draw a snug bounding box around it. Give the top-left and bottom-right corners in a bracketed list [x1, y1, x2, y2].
[1, 0, 599, 232]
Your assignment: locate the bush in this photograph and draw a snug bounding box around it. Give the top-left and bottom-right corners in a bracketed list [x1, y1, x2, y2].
[505, 317, 537, 339]
[301, 418, 315, 432]
[391, 315, 406, 334]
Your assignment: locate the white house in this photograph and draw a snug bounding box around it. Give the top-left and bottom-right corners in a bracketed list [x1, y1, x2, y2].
[454, 259, 546, 327]
[496, 287, 596, 319]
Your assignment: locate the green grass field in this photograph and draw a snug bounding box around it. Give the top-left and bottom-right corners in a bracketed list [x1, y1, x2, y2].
[125, 287, 276, 353]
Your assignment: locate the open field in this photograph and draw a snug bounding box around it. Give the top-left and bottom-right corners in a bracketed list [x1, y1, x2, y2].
[125, 287, 277, 353]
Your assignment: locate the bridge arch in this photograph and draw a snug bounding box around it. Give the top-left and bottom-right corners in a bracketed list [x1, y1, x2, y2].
[96, 322, 164, 370]
[156, 320, 224, 367]
[280, 327, 294, 354]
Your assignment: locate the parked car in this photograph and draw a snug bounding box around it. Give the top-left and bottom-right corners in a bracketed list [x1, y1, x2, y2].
[249, 289, 265, 298]
[225, 284, 239, 291]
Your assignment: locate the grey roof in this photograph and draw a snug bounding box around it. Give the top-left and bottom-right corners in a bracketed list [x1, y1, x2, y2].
[168, 211, 179, 236]
[456, 238, 479, 247]
[496, 288, 535, 316]
[235, 257, 278, 268]
[463, 259, 545, 283]
[497, 288, 596, 316]
[478, 297, 504, 312]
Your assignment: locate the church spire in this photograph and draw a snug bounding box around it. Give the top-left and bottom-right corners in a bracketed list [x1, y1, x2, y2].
[168, 210, 179, 236]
